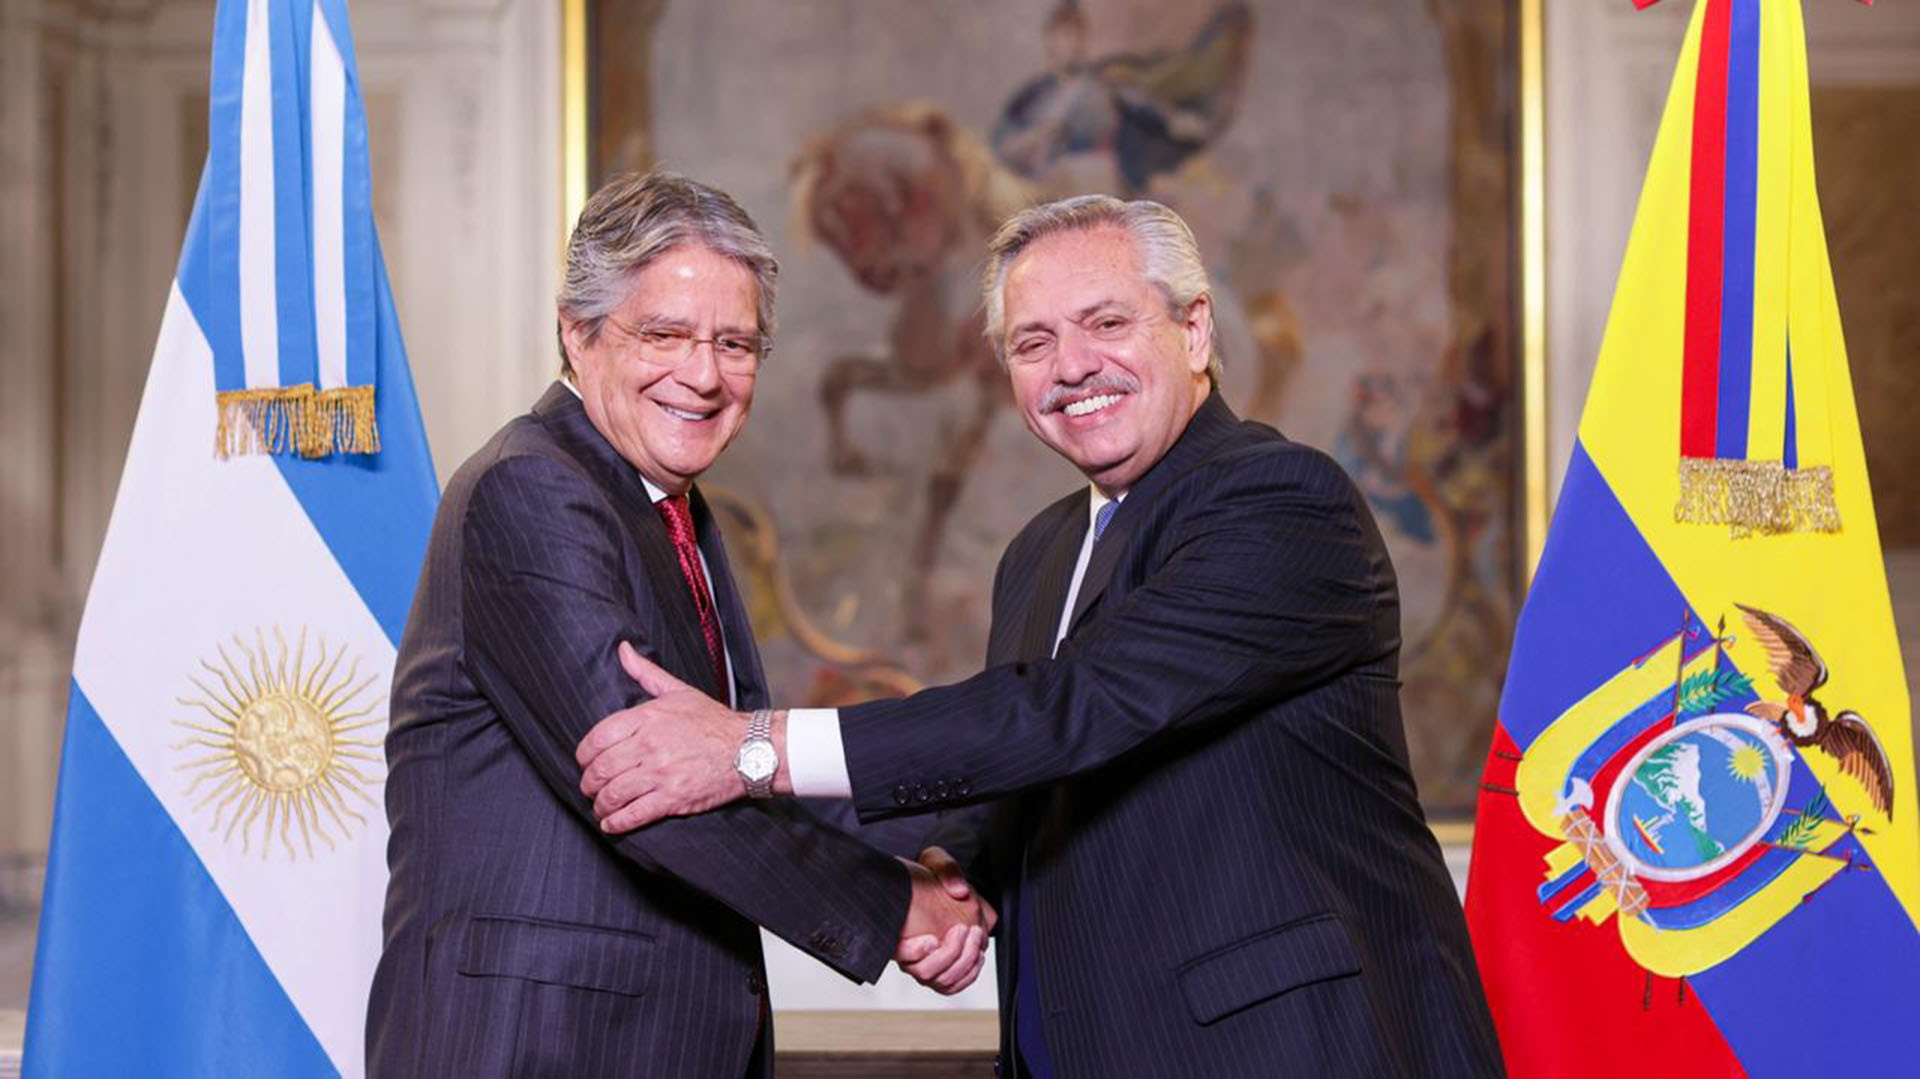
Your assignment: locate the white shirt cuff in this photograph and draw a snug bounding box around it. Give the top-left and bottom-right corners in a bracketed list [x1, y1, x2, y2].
[785, 708, 852, 797]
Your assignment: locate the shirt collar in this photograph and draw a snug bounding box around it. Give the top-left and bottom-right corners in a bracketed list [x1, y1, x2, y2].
[561, 375, 670, 505]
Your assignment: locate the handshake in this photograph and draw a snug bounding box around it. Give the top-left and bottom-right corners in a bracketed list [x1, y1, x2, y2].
[894, 845, 996, 995]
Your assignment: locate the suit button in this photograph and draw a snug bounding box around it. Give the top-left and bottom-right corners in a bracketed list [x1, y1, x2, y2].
[932, 780, 950, 799]
[893, 784, 911, 806]
[811, 927, 848, 958]
[994, 1054, 1004, 1079]
[956, 778, 971, 797]
[912, 784, 930, 803]
[747, 971, 765, 995]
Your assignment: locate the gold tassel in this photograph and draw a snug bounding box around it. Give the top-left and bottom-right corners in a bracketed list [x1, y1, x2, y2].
[1674, 457, 1842, 537]
[315, 385, 381, 455]
[215, 384, 381, 459]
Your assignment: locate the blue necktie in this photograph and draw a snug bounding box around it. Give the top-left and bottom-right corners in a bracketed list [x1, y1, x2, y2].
[1092, 500, 1117, 543]
[1013, 498, 1117, 1077]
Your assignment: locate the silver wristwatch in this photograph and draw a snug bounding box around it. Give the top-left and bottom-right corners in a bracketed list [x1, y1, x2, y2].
[735, 709, 778, 799]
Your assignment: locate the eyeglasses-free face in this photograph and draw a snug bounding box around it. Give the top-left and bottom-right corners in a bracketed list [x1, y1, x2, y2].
[999, 226, 1214, 495]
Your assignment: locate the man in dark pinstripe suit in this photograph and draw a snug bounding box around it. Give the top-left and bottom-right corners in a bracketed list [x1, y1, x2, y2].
[580, 194, 1503, 1076]
[367, 171, 990, 1079]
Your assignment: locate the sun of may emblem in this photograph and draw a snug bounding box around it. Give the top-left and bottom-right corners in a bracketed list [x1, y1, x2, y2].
[173, 627, 385, 859]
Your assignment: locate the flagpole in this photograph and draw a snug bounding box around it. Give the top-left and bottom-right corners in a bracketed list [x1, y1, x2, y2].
[561, 0, 588, 263]
[1520, 0, 1550, 585]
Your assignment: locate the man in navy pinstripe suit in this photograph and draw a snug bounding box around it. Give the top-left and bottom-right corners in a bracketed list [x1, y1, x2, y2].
[580, 194, 1503, 1077]
[368, 171, 990, 1079]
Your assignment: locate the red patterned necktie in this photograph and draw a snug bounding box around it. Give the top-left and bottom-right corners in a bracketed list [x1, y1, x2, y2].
[655, 494, 729, 702]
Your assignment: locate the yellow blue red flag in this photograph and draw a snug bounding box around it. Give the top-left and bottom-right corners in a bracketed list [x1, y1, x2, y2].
[1466, 0, 1915, 1075]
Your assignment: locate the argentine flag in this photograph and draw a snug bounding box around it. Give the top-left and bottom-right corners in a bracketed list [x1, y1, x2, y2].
[25, 1, 436, 1075]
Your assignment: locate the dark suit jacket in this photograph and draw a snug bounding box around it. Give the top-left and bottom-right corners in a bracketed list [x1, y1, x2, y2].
[368, 384, 909, 1079]
[841, 395, 1502, 1078]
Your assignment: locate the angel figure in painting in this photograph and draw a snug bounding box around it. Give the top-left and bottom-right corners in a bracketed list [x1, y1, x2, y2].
[991, 0, 1253, 195]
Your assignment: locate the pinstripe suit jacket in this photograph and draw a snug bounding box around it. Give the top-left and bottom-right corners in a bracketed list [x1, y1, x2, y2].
[368, 383, 909, 1079]
[841, 395, 1503, 1078]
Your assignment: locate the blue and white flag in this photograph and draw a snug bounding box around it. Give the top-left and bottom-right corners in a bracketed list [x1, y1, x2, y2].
[25, 1, 436, 1075]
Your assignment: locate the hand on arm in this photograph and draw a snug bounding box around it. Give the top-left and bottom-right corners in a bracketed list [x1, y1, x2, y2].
[589, 453, 1390, 832]
[578, 642, 794, 828]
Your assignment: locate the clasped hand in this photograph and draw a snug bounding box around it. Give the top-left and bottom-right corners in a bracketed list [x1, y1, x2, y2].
[897, 846, 996, 995]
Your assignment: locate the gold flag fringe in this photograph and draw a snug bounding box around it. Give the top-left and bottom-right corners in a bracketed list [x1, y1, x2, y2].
[1674, 457, 1841, 537]
[214, 384, 381, 459]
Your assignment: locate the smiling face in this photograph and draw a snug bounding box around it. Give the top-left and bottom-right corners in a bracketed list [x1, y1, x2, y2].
[561, 243, 760, 493]
[999, 226, 1213, 494]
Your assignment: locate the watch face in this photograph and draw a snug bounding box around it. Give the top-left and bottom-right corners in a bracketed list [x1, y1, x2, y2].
[737, 740, 778, 782]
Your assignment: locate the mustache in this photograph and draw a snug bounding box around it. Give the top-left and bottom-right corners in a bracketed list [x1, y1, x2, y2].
[1040, 372, 1141, 414]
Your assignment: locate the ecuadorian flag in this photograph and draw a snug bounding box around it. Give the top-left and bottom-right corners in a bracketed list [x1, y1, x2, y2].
[1466, 0, 1916, 1075]
[24, 1, 436, 1075]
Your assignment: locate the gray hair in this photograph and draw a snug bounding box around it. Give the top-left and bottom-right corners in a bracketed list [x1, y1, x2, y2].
[556, 169, 778, 375]
[981, 194, 1221, 385]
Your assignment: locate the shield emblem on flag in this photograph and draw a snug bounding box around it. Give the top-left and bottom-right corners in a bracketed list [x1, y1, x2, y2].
[1513, 614, 1873, 978]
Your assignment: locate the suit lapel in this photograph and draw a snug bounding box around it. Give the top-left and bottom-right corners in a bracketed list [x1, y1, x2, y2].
[531, 383, 719, 699]
[691, 487, 767, 710]
[1066, 393, 1244, 631]
[1018, 494, 1091, 662]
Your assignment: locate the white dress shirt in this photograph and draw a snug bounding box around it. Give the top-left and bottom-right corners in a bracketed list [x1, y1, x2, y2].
[788, 487, 1121, 797]
[562, 377, 736, 707]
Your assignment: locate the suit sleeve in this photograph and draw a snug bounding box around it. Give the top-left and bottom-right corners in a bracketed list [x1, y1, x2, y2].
[841, 447, 1395, 822]
[912, 538, 1032, 895]
[459, 453, 908, 982]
